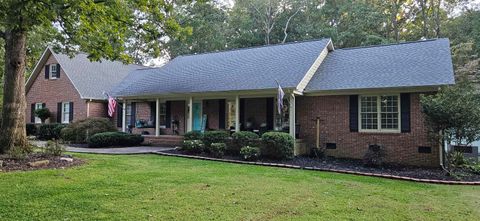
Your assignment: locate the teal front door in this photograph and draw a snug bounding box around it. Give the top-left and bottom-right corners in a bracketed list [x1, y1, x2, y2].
[192, 102, 202, 131]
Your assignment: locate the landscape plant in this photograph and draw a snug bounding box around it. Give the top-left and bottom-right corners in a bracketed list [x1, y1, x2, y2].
[34, 108, 51, 124]
[260, 132, 294, 160]
[87, 132, 144, 148]
[240, 146, 261, 161]
[61, 118, 117, 143]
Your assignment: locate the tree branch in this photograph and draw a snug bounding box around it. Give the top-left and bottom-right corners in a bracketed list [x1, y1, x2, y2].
[282, 6, 301, 44]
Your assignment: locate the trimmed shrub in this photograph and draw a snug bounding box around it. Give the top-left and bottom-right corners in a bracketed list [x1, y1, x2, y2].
[231, 131, 259, 154]
[26, 123, 38, 136]
[87, 132, 144, 148]
[261, 132, 294, 160]
[184, 131, 204, 140]
[34, 108, 51, 123]
[37, 123, 66, 140]
[202, 130, 229, 147]
[363, 145, 386, 167]
[44, 140, 65, 156]
[447, 151, 468, 167]
[182, 140, 205, 154]
[61, 117, 117, 143]
[209, 142, 226, 158]
[240, 146, 260, 161]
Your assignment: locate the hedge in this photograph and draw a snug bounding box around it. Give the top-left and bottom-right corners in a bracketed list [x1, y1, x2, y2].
[61, 117, 117, 143]
[261, 132, 294, 160]
[37, 123, 66, 140]
[87, 132, 144, 148]
[202, 130, 229, 147]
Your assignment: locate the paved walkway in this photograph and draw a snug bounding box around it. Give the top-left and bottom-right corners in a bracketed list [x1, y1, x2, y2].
[30, 140, 174, 154]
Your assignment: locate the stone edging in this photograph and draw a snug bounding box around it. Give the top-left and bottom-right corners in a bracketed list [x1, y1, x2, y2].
[154, 152, 480, 185]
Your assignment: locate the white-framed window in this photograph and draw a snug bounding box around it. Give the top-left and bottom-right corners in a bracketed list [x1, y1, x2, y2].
[159, 103, 167, 127]
[359, 95, 400, 132]
[126, 103, 133, 126]
[50, 64, 58, 79]
[62, 102, 71, 123]
[35, 103, 43, 124]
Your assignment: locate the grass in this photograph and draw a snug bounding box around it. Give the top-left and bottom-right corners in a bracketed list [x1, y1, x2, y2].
[0, 154, 479, 221]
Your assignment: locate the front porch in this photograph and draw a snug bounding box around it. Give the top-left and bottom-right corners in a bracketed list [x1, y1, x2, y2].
[118, 93, 300, 144]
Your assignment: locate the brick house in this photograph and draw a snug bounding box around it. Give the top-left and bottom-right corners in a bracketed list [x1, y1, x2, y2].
[25, 47, 143, 125]
[27, 39, 455, 167]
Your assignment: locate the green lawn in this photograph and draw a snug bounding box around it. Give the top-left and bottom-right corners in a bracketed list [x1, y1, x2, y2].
[1, 154, 479, 221]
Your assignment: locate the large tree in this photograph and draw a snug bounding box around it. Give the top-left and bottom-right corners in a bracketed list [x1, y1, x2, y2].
[0, 0, 189, 153]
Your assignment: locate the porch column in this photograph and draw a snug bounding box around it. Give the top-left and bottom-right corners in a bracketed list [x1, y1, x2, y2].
[235, 95, 240, 132]
[122, 101, 127, 132]
[187, 96, 193, 132]
[289, 93, 295, 140]
[155, 98, 160, 136]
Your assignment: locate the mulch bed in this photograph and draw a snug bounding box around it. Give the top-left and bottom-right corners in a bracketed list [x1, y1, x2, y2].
[163, 149, 480, 182]
[0, 153, 85, 172]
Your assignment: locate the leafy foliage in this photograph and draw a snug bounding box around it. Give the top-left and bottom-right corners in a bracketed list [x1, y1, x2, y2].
[37, 123, 66, 140]
[44, 140, 65, 156]
[182, 140, 205, 154]
[87, 132, 144, 148]
[184, 131, 204, 141]
[421, 81, 480, 145]
[202, 131, 229, 147]
[260, 132, 294, 160]
[26, 123, 37, 136]
[363, 145, 387, 167]
[240, 146, 261, 161]
[208, 142, 226, 158]
[34, 108, 51, 123]
[61, 117, 117, 143]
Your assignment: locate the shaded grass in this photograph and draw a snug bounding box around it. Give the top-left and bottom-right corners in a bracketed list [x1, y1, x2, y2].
[1, 153, 479, 220]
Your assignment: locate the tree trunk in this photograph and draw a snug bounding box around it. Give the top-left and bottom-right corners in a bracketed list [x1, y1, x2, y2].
[419, 0, 428, 38]
[0, 30, 28, 153]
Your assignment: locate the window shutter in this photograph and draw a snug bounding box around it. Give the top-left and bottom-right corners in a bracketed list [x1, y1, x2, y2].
[131, 102, 136, 127]
[149, 102, 156, 124]
[117, 103, 123, 127]
[31, 103, 35, 123]
[165, 101, 171, 128]
[42, 103, 46, 108]
[349, 95, 359, 132]
[57, 102, 62, 123]
[218, 99, 226, 129]
[45, 65, 50, 79]
[400, 93, 411, 133]
[69, 102, 74, 122]
[56, 64, 61, 78]
[240, 99, 245, 130]
[266, 98, 274, 130]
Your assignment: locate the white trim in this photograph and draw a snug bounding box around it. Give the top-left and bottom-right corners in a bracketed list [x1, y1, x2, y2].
[155, 99, 160, 136]
[304, 85, 442, 96]
[296, 40, 332, 92]
[235, 95, 240, 132]
[49, 64, 58, 79]
[122, 102, 127, 132]
[358, 94, 401, 133]
[187, 97, 193, 132]
[289, 93, 296, 139]
[61, 102, 71, 124]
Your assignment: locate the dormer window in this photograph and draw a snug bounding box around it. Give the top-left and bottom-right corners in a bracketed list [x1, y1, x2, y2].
[45, 64, 60, 79]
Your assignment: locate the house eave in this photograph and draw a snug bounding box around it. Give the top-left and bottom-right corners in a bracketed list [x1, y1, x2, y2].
[303, 85, 451, 96]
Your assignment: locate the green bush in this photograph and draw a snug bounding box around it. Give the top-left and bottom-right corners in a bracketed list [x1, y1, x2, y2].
[363, 145, 386, 167]
[208, 142, 226, 158]
[37, 123, 66, 140]
[44, 140, 65, 156]
[232, 131, 259, 153]
[240, 146, 260, 161]
[202, 130, 229, 147]
[26, 123, 38, 136]
[184, 131, 204, 140]
[182, 140, 205, 153]
[34, 108, 51, 123]
[61, 117, 117, 143]
[261, 132, 294, 160]
[447, 151, 468, 167]
[87, 132, 144, 148]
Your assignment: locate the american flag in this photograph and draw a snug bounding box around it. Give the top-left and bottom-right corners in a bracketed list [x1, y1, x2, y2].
[108, 95, 117, 117]
[276, 81, 284, 114]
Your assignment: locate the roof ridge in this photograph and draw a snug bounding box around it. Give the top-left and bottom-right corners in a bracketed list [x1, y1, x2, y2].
[176, 38, 331, 58]
[336, 38, 448, 51]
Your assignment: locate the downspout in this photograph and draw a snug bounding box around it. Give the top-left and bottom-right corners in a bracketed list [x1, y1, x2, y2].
[316, 117, 320, 149]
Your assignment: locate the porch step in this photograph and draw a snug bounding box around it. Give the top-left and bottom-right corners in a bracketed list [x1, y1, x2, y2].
[143, 135, 184, 147]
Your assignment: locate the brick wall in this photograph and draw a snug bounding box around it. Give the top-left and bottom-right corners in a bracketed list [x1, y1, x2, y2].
[26, 54, 87, 123]
[296, 93, 439, 167]
[88, 101, 108, 118]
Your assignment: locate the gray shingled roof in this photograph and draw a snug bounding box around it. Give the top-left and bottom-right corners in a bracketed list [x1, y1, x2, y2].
[305, 38, 455, 92]
[52, 51, 144, 99]
[112, 39, 332, 97]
